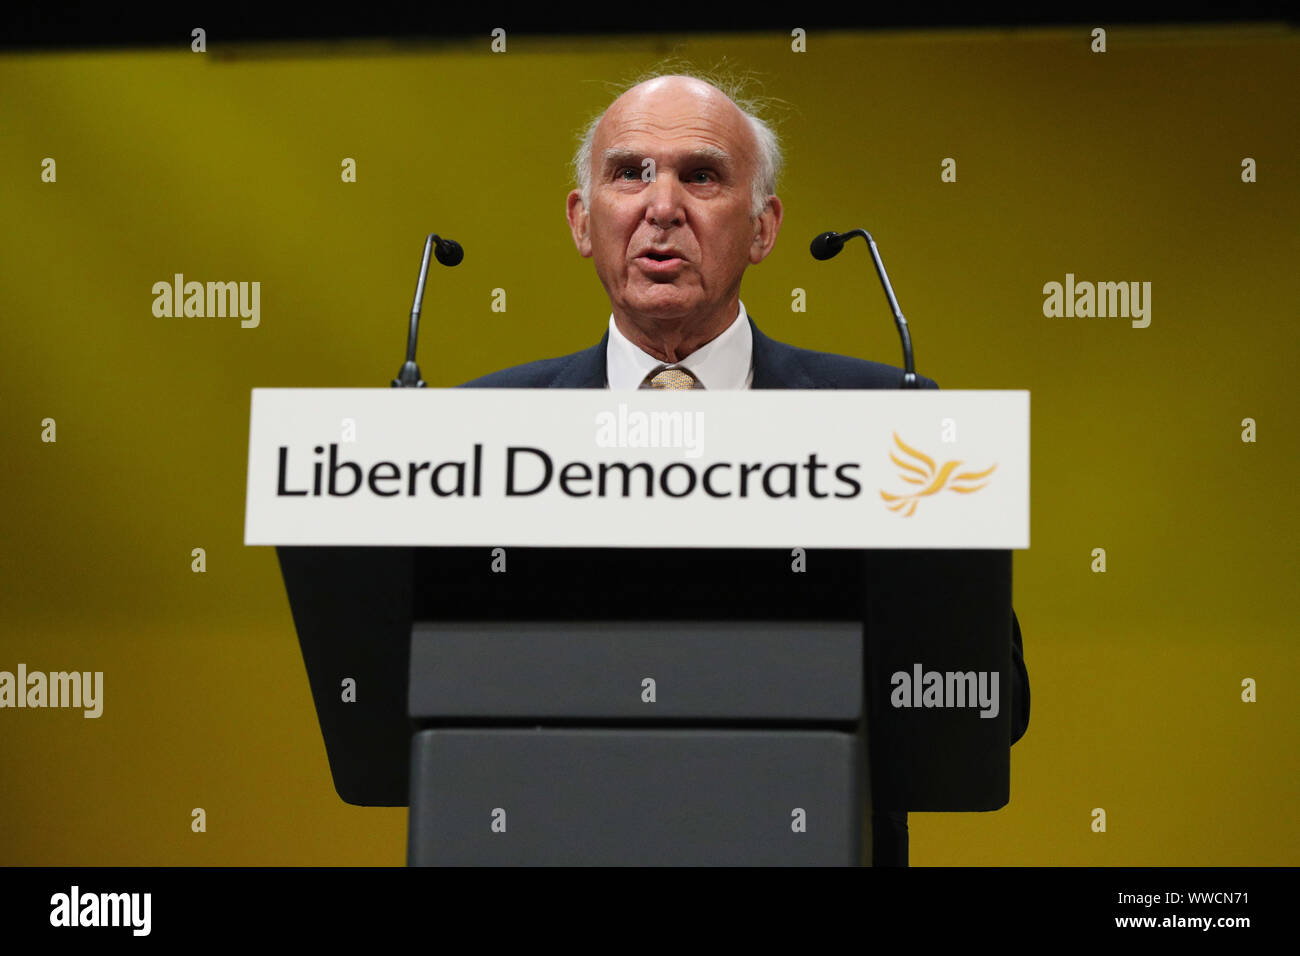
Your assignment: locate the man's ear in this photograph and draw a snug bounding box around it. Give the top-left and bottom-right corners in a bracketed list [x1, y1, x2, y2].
[567, 190, 592, 258]
[749, 194, 784, 265]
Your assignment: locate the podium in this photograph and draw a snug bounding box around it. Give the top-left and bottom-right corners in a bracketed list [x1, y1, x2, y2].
[249, 388, 1029, 865]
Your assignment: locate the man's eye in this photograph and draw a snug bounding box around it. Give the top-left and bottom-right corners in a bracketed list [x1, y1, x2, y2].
[617, 167, 640, 180]
[688, 170, 716, 183]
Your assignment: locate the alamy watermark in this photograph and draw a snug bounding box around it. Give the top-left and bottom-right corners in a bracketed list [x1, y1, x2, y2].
[595, 403, 705, 459]
[890, 663, 999, 718]
[152, 273, 260, 328]
[0, 664, 102, 717]
[1042, 273, 1151, 328]
[50, 886, 150, 936]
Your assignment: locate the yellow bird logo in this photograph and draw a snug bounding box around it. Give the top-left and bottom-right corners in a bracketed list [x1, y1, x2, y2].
[880, 433, 996, 517]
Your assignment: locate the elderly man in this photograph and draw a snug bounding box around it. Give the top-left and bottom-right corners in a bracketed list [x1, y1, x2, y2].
[462, 73, 1028, 865]
[462, 73, 937, 391]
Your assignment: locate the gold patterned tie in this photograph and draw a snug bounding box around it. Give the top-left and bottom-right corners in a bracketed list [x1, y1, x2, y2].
[640, 365, 705, 389]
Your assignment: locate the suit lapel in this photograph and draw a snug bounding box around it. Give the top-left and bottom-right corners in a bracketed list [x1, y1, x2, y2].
[549, 332, 609, 387]
[749, 316, 815, 389]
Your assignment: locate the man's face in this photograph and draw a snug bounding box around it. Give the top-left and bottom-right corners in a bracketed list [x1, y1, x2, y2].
[567, 77, 782, 327]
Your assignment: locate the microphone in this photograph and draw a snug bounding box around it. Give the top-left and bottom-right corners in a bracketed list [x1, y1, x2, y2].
[393, 233, 463, 388]
[433, 236, 463, 267]
[810, 229, 919, 388]
[809, 231, 844, 261]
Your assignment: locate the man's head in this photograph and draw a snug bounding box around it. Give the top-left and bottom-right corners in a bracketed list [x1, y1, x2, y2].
[566, 74, 784, 357]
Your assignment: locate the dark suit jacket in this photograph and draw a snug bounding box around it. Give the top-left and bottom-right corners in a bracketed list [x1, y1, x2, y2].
[460, 313, 1031, 862]
[461, 315, 939, 391]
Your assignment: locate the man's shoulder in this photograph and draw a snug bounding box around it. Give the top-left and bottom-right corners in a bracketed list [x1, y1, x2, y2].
[458, 340, 605, 388]
[756, 327, 939, 389]
[458, 355, 577, 388]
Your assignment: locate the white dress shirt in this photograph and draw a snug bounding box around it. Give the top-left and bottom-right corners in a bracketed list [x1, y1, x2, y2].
[605, 301, 754, 390]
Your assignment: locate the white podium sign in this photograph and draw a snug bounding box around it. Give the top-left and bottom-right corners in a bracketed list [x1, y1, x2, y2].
[244, 389, 1029, 549]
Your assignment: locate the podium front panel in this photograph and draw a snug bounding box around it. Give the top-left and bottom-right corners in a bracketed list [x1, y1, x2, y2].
[408, 728, 866, 866]
[408, 620, 862, 721]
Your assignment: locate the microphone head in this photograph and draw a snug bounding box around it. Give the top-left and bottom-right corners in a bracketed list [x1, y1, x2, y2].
[810, 231, 844, 261]
[435, 238, 464, 267]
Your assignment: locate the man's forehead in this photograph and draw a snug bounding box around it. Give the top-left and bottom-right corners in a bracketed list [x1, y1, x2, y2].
[596, 79, 752, 156]
[599, 143, 733, 168]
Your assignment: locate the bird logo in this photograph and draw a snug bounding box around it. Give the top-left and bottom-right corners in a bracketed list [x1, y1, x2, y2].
[880, 433, 996, 517]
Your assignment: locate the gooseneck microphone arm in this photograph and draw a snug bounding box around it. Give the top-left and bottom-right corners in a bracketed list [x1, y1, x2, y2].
[392, 232, 464, 388]
[810, 228, 919, 389]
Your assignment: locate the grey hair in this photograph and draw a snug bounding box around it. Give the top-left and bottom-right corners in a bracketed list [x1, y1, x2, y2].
[572, 69, 784, 220]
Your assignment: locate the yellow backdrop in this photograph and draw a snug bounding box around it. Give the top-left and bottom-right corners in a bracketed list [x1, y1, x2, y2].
[1, 24, 1296, 864]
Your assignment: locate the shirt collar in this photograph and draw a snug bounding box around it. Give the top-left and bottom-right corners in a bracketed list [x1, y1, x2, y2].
[605, 301, 753, 389]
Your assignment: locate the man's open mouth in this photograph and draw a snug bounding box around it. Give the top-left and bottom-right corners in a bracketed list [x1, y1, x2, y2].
[635, 253, 685, 276]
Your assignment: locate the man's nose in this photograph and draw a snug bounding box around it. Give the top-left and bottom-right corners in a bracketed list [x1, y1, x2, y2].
[643, 173, 684, 229]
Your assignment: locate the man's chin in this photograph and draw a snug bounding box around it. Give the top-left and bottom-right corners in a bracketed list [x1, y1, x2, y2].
[620, 289, 702, 323]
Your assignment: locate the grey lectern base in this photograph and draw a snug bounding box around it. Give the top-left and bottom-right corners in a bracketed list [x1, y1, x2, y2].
[406, 621, 868, 865]
[408, 729, 866, 866]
